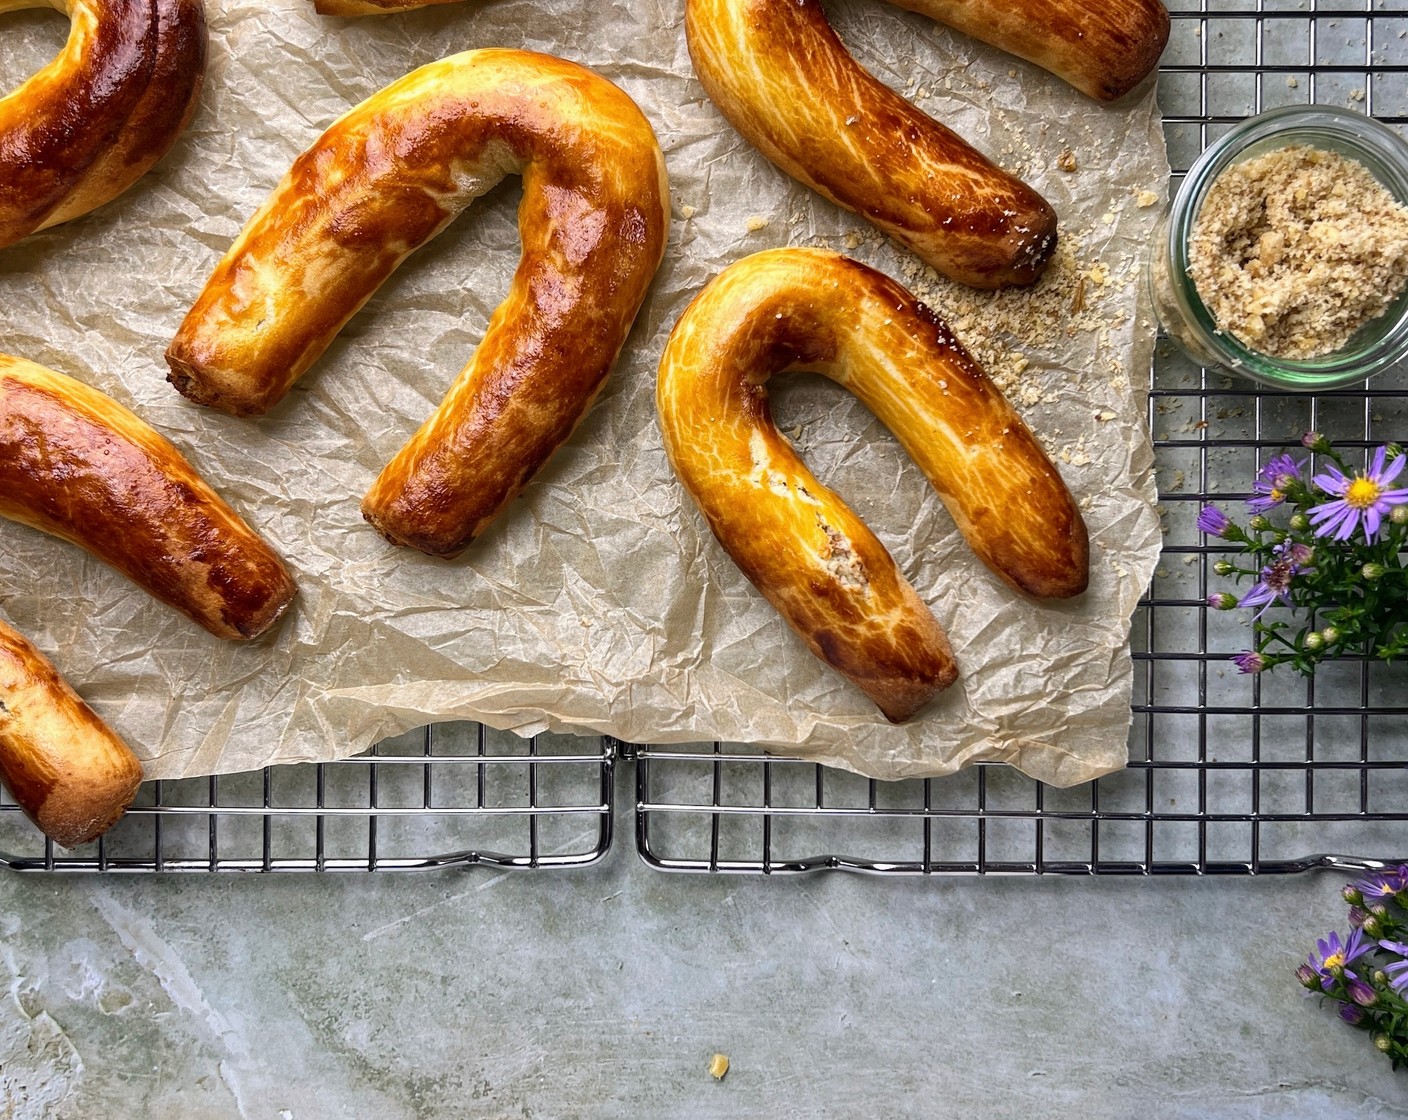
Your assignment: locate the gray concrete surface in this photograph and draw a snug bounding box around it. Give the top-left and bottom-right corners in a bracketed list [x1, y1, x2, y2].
[2, 795, 1404, 1119]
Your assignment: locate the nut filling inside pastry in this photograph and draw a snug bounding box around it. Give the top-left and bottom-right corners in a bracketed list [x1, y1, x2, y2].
[657, 249, 1089, 722]
[0, 0, 207, 250]
[167, 49, 670, 559]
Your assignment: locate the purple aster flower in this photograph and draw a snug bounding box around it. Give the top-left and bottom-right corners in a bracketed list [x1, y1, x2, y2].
[1238, 559, 1297, 617]
[1308, 446, 1408, 542]
[1233, 650, 1265, 674]
[1352, 866, 1408, 904]
[1197, 505, 1233, 538]
[1308, 929, 1372, 989]
[1248, 453, 1306, 513]
[1379, 941, 1408, 994]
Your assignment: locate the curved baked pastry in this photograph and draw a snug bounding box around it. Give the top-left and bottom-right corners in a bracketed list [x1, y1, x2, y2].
[657, 249, 1088, 721]
[0, 0, 207, 251]
[167, 49, 670, 559]
[0, 617, 142, 847]
[314, 0, 454, 12]
[890, 0, 1169, 103]
[686, 0, 1058, 289]
[315, 0, 1168, 97]
[0, 354, 296, 641]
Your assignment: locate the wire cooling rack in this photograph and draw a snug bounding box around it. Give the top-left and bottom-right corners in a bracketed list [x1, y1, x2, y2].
[5, 2, 1407, 877]
[0, 725, 613, 872]
[632, 0, 1408, 875]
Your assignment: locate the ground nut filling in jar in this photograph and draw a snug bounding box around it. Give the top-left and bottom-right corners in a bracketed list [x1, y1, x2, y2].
[1186, 145, 1408, 360]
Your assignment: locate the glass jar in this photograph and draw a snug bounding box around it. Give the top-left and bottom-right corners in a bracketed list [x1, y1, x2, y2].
[1148, 105, 1408, 391]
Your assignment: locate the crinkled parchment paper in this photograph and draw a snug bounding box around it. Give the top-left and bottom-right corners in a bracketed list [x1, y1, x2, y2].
[0, 0, 1165, 786]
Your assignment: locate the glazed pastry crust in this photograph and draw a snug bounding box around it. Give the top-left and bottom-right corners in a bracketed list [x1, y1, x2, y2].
[892, 0, 1169, 102]
[657, 249, 1088, 722]
[167, 49, 670, 559]
[685, 0, 1057, 290]
[0, 355, 296, 641]
[0, 0, 206, 250]
[314, 0, 455, 12]
[0, 617, 142, 848]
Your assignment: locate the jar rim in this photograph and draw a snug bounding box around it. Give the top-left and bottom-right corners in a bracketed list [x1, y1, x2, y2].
[1161, 106, 1408, 390]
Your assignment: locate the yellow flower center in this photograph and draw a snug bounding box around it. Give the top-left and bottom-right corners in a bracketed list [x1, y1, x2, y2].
[1345, 477, 1381, 510]
[1269, 488, 1285, 503]
[1324, 950, 1345, 970]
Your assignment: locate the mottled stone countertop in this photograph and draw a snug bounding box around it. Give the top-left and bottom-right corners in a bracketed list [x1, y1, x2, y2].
[2, 805, 1404, 1119]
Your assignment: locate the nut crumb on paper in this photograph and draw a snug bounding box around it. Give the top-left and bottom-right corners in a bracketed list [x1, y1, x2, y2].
[709, 1054, 730, 1080]
[745, 215, 769, 232]
[896, 237, 1132, 414]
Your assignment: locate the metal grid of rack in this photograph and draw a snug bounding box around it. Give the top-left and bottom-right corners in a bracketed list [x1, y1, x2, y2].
[0, 725, 614, 872]
[5, 2, 1406, 877]
[633, 0, 1408, 875]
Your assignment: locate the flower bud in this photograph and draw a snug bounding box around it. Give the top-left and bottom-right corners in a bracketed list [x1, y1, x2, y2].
[1321, 627, 1341, 646]
[1344, 884, 1365, 906]
[1340, 1002, 1368, 1026]
[1349, 905, 1368, 927]
[1393, 505, 1408, 527]
[1303, 431, 1330, 452]
[1347, 976, 1378, 1007]
[1375, 1033, 1393, 1052]
[1363, 563, 1386, 580]
[1248, 514, 1271, 531]
[1232, 651, 1266, 675]
[1207, 593, 1238, 610]
[1370, 903, 1389, 918]
[1374, 970, 1389, 987]
[1213, 560, 1234, 577]
[1196, 506, 1233, 539]
[1386, 443, 1404, 461]
[1363, 915, 1385, 939]
[1304, 632, 1326, 652]
[1289, 513, 1310, 532]
[1297, 963, 1322, 990]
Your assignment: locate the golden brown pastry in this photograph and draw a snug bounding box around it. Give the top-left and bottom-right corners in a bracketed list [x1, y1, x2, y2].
[0, 0, 207, 250]
[314, 0, 454, 12]
[0, 617, 142, 847]
[890, 0, 1169, 102]
[316, 0, 1170, 96]
[0, 354, 296, 641]
[167, 49, 670, 559]
[657, 249, 1088, 721]
[686, 0, 1058, 289]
